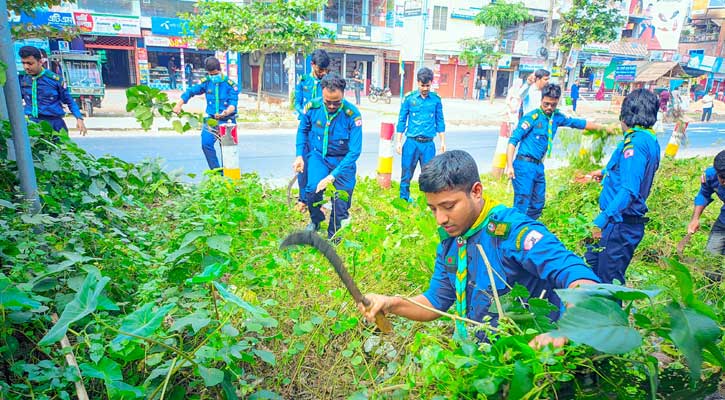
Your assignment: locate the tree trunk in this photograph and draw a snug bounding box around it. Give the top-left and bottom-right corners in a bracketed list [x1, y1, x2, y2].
[561, 49, 571, 91]
[489, 65, 498, 104]
[256, 53, 266, 112]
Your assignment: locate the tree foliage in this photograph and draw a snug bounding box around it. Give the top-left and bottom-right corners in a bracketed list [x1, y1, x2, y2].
[183, 0, 333, 109]
[8, 0, 81, 40]
[554, 0, 625, 57]
[467, 1, 533, 102]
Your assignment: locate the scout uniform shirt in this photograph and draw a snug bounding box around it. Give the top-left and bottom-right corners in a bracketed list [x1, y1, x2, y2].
[695, 166, 725, 226]
[396, 90, 445, 139]
[181, 74, 239, 119]
[19, 69, 83, 120]
[294, 74, 323, 119]
[295, 98, 363, 181]
[509, 108, 587, 161]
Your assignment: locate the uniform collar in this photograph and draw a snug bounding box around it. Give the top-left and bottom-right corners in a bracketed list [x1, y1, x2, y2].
[438, 195, 500, 241]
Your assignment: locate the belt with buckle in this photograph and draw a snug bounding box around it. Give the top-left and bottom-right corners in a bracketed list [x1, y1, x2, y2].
[516, 155, 542, 165]
[621, 215, 649, 224]
[410, 136, 434, 143]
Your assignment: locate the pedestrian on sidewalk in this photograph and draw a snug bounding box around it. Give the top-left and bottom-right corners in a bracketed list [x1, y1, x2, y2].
[293, 73, 363, 241]
[687, 150, 725, 255]
[18, 46, 87, 136]
[506, 83, 604, 219]
[351, 65, 363, 105]
[395, 67, 446, 202]
[168, 56, 177, 90]
[701, 91, 714, 122]
[173, 57, 239, 171]
[293, 49, 330, 212]
[570, 80, 580, 112]
[475, 76, 483, 100]
[584, 89, 661, 285]
[481, 76, 488, 100]
[461, 72, 470, 100]
[185, 62, 194, 88]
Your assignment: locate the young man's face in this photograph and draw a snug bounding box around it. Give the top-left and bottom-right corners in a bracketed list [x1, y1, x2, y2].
[322, 87, 343, 114]
[540, 96, 559, 116]
[418, 80, 431, 97]
[312, 63, 328, 79]
[717, 172, 725, 186]
[425, 182, 483, 237]
[536, 75, 550, 89]
[21, 56, 43, 75]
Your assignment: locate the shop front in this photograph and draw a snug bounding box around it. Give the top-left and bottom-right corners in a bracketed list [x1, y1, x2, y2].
[142, 34, 215, 90]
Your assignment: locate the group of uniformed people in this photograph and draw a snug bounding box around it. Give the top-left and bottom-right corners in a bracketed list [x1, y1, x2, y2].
[19, 44, 723, 344]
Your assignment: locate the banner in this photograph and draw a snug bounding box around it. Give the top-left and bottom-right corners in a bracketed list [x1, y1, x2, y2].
[73, 13, 141, 36]
[691, 0, 709, 15]
[10, 11, 75, 28]
[615, 64, 637, 82]
[151, 17, 191, 37]
[565, 50, 579, 69]
[628, 0, 688, 50]
[519, 57, 545, 71]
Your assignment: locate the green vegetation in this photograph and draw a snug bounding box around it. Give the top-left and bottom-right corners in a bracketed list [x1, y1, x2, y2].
[1, 122, 723, 399]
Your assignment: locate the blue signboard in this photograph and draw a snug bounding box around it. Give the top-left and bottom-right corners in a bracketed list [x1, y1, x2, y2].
[10, 10, 75, 28]
[614, 64, 637, 82]
[151, 17, 191, 37]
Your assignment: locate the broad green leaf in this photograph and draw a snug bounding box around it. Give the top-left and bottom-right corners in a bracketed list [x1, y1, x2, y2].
[39, 271, 110, 346]
[179, 229, 207, 249]
[509, 361, 533, 400]
[213, 281, 262, 314]
[555, 284, 660, 305]
[667, 259, 717, 319]
[253, 349, 276, 366]
[222, 370, 240, 400]
[165, 245, 195, 263]
[187, 262, 226, 284]
[667, 303, 721, 382]
[551, 297, 641, 354]
[80, 358, 122, 383]
[172, 120, 183, 133]
[0, 199, 16, 209]
[112, 302, 175, 345]
[474, 376, 502, 395]
[206, 235, 232, 254]
[0, 277, 41, 309]
[108, 381, 143, 398]
[198, 366, 224, 387]
[170, 310, 212, 333]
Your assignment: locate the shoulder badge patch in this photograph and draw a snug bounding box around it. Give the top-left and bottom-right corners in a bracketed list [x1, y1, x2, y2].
[522, 230, 543, 251]
[521, 121, 531, 130]
[486, 220, 511, 239]
[515, 226, 530, 251]
[200, 77, 208, 83]
[531, 112, 539, 120]
[354, 116, 362, 127]
[345, 108, 354, 117]
[623, 144, 634, 159]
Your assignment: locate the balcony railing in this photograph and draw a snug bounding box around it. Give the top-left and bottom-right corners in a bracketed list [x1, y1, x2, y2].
[680, 32, 719, 43]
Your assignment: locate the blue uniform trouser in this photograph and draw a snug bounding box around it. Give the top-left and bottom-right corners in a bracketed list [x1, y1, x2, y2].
[400, 138, 436, 200]
[32, 116, 68, 133]
[584, 221, 645, 285]
[201, 124, 221, 170]
[512, 158, 546, 219]
[306, 151, 355, 238]
[572, 98, 578, 112]
[297, 143, 310, 204]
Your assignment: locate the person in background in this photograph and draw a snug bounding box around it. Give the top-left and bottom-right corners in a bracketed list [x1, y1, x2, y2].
[18, 46, 87, 135]
[173, 57, 239, 171]
[481, 76, 489, 100]
[168, 56, 177, 90]
[570, 80, 580, 112]
[475, 76, 483, 100]
[701, 91, 714, 122]
[395, 67, 446, 203]
[461, 72, 470, 100]
[584, 89, 661, 285]
[185, 62, 194, 88]
[659, 89, 670, 114]
[687, 150, 725, 255]
[351, 65, 363, 106]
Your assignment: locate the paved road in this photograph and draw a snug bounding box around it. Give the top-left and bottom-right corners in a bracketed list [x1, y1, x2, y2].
[75, 122, 724, 185]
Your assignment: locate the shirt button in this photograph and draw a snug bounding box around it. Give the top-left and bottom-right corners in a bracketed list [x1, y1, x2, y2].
[317, 136, 321, 140]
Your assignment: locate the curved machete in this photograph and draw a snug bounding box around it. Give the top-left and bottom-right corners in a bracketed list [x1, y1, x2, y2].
[280, 230, 393, 333]
[286, 173, 299, 207]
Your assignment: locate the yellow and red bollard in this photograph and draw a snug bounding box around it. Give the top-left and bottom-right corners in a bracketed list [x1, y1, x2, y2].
[491, 122, 511, 178]
[219, 120, 241, 179]
[377, 122, 394, 188]
[664, 120, 688, 158]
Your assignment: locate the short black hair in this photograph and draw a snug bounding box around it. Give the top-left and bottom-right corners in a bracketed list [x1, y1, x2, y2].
[619, 89, 659, 129]
[321, 72, 346, 92]
[311, 49, 330, 69]
[417, 67, 433, 84]
[419, 150, 480, 194]
[204, 57, 221, 72]
[714, 150, 725, 175]
[19, 46, 42, 61]
[541, 83, 562, 99]
[534, 69, 550, 79]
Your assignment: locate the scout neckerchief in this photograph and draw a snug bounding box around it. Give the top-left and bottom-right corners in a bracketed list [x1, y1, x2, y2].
[322, 105, 342, 157]
[210, 74, 225, 115]
[539, 107, 556, 157]
[31, 69, 47, 118]
[310, 73, 321, 99]
[625, 125, 656, 140]
[438, 196, 499, 339]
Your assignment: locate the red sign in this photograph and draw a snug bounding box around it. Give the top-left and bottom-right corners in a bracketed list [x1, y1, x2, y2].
[73, 13, 94, 33]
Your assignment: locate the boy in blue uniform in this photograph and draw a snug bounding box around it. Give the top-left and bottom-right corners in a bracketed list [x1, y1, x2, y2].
[293, 49, 330, 211]
[395, 67, 446, 202]
[360, 150, 600, 346]
[173, 57, 239, 171]
[584, 89, 661, 284]
[293, 73, 363, 240]
[506, 84, 602, 219]
[687, 150, 725, 255]
[18, 46, 87, 135]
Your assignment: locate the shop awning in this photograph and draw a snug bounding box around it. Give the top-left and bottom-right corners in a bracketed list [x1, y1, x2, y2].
[627, 61, 687, 82]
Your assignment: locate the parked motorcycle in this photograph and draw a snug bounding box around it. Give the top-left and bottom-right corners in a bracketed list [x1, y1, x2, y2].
[368, 85, 392, 104]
